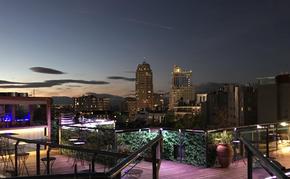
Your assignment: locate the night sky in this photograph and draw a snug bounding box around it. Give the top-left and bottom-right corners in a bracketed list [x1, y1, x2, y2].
[0, 0, 290, 97]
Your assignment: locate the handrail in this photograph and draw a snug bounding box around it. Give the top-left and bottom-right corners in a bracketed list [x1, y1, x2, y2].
[108, 134, 162, 178]
[0, 133, 127, 158]
[206, 121, 286, 133]
[61, 124, 115, 131]
[0, 132, 162, 178]
[240, 136, 288, 179]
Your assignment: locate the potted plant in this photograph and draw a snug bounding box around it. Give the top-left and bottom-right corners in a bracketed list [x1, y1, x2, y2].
[215, 131, 233, 168]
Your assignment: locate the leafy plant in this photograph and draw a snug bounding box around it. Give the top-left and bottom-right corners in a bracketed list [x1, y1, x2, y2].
[161, 130, 180, 160]
[183, 132, 207, 166]
[116, 131, 158, 154]
[209, 130, 233, 145]
[219, 131, 233, 144]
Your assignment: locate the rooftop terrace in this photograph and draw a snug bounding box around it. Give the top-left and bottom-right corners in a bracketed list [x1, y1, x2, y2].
[1, 121, 290, 179]
[2, 147, 289, 179]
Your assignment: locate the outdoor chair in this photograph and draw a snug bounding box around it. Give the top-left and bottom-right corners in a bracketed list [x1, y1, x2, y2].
[41, 156, 56, 174]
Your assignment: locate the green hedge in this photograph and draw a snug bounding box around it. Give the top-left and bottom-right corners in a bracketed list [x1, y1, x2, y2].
[161, 130, 180, 161]
[60, 127, 118, 167]
[116, 131, 158, 153]
[161, 130, 207, 166]
[116, 130, 208, 167]
[61, 128, 215, 168]
[183, 132, 207, 166]
[61, 128, 115, 150]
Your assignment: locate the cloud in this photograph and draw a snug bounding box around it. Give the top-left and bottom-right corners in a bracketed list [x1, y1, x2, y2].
[30, 67, 66, 74]
[0, 79, 109, 88]
[0, 80, 24, 84]
[107, 76, 135, 82]
[65, 85, 82, 88]
[123, 18, 173, 31]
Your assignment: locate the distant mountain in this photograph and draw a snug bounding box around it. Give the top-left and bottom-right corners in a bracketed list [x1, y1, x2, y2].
[195, 82, 225, 93]
[52, 96, 73, 105]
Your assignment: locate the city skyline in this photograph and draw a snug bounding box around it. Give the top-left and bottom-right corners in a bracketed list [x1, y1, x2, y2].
[0, 1, 290, 97]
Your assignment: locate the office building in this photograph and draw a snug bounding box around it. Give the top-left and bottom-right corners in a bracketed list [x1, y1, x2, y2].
[122, 97, 137, 120]
[73, 95, 110, 113]
[169, 65, 195, 109]
[153, 93, 166, 112]
[135, 61, 153, 111]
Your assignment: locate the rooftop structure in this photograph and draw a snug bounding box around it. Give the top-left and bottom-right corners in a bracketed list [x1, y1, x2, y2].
[0, 96, 52, 140]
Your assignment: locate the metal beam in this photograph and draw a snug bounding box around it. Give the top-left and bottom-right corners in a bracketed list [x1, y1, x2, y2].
[240, 136, 288, 179]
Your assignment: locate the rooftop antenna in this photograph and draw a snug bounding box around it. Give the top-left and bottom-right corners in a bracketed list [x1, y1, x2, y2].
[143, 56, 147, 64]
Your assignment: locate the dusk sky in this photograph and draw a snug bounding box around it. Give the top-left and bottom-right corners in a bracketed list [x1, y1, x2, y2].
[0, 0, 290, 97]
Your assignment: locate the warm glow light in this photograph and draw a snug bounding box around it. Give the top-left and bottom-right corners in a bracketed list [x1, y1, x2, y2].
[280, 122, 288, 127]
[281, 146, 290, 153]
[257, 125, 263, 129]
[0, 127, 46, 135]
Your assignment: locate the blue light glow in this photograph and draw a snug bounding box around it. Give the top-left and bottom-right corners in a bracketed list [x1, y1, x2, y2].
[4, 113, 12, 122]
[15, 112, 30, 122]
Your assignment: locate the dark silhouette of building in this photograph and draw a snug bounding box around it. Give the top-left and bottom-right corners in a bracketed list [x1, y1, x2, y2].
[257, 73, 290, 123]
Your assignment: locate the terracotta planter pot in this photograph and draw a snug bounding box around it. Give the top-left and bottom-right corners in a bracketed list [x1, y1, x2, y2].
[216, 144, 233, 168]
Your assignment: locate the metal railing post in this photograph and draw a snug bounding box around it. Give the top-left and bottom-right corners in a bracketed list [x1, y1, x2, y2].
[46, 146, 51, 175]
[247, 147, 253, 179]
[92, 153, 96, 172]
[36, 143, 41, 175]
[152, 142, 158, 179]
[14, 140, 19, 176]
[266, 126, 269, 158]
[275, 124, 278, 150]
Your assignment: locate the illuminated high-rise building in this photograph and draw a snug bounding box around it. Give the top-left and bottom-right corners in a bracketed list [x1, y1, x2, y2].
[169, 65, 195, 109]
[136, 61, 153, 111]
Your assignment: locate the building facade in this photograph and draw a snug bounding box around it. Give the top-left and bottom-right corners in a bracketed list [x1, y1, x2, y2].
[196, 93, 208, 105]
[73, 95, 110, 113]
[257, 74, 290, 123]
[122, 97, 137, 120]
[169, 65, 195, 110]
[239, 85, 257, 125]
[205, 84, 239, 128]
[205, 84, 257, 128]
[153, 93, 166, 112]
[0, 96, 52, 140]
[135, 62, 153, 111]
[173, 105, 201, 119]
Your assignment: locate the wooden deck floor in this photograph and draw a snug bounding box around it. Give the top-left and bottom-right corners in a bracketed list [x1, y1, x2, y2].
[2, 147, 290, 179]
